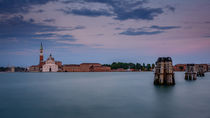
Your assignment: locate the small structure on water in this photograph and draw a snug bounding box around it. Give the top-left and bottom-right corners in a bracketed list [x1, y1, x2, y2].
[11, 66, 15, 72]
[154, 57, 175, 85]
[197, 65, 205, 77]
[185, 64, 197, 80]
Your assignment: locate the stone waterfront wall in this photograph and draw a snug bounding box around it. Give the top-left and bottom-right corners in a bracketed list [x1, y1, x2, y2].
[90, 66, 111, 72]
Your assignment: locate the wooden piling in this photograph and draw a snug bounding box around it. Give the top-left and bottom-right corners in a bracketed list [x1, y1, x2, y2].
[197, 65, 205, 77]
[185, 64, 197, 80]
[154, 57, 175, 85]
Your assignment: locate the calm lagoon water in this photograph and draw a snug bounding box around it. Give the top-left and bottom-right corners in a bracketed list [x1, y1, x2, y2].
[0, 72, 210, 118]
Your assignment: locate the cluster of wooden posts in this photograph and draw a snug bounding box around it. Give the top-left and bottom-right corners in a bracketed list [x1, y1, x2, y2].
[154, 57, 206, 86]
[184, 64, 205, 80]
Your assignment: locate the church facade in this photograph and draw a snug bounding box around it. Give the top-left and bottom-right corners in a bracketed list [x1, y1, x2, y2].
[29, 43, 62, 72]
[42, 54, 59, 72]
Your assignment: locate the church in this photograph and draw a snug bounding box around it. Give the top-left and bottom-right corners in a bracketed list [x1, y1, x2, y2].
[42, 54, 59, 72]
[29, 43, 62, 72]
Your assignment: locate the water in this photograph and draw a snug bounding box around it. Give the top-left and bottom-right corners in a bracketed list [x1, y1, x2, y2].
[0, 72, 210, 118]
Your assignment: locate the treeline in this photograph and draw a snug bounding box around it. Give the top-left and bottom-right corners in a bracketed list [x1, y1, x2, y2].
[0, 67, 27, 72]
[103, 62, 155, 71]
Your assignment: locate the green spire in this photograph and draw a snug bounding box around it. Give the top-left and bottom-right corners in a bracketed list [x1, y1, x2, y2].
[40, 42, 43, 50]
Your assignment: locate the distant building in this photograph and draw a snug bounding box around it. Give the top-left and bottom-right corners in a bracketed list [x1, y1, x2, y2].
[11, 66, 15, 72]
[173, 64, 186, 71]
[89, 65, 111, 72]
[55, 61, 62, 70]
[29, 65, 39, 72]
[80, 63, 102, 72]
[62, 63, 111, 72]
[208, 64, 210, 72]
[63, 64, 81, 72]
[42, 54, 58, 72]
[29, 43, 62, 72]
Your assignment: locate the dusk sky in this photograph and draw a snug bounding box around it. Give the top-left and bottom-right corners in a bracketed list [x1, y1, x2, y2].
[0, 0, 210, 66]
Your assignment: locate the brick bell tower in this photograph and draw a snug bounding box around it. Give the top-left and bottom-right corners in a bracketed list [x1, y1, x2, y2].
[39, 42, 44, 70]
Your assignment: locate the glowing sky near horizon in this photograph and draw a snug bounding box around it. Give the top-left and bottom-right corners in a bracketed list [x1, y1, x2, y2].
[0, 0, 210, 66]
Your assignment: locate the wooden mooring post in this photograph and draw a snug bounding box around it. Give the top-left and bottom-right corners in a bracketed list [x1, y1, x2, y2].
[185, 64, 197, 80]
[154, 57, 175, 85]
[197, 65, 205, 77]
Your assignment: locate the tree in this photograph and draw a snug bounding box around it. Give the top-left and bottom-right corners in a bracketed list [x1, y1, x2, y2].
[110, 62, 130, 69]
[179, 66, 184, 71]
[152, 63, 155, 69]
[102, 64, 111, 67]
[136, 63, 141, 70]
[142, 63, 146, 71]
[146, 64, 151, 71]
[128, 63, 135, 69]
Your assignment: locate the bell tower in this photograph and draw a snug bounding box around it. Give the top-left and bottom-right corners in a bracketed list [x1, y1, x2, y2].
[40, 42, 44, 65]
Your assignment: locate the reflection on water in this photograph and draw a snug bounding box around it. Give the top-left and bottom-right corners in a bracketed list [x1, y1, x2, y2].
[0, 72, 210, 118]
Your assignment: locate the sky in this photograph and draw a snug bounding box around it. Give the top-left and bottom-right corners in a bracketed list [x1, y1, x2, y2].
[0, 0, 210, 66]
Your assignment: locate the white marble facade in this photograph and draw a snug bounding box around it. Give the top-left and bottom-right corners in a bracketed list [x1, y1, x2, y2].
[42, 54, 58, 72]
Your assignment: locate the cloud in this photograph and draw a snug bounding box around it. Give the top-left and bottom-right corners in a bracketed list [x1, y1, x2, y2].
[96, 34, 104, 36]
[166, 5, 175, 12]
[58, 0, 164, 20]
[34, 33, 56, 38]
[204, 21, 210, 24]
[115, 27, 122, 30]
[119, 25, 181, 36]
[0, 0, 170, 21]
[120, 28, 164, 36]
[73, 25, 86, 30]
[0, 15, 85, 43]
[31, 32, 80, 42]
[43, 18, 55, 23]
[7, 49, 38, 56]
[0, 15, 88, 54]
[60, 8, 112, 17]
[33, 33, 76, 41]
[0, 0, 56, 14]
[83, 0, 147, 6]
[56, 40, 85, 47]
[114, 7, 163, 20]
[35, 9, 45, 13]
[58, 35, 77, 41]
[203, 36, 210, 38]
[150, 25, 181, 30]
[0, 15, 64, 39]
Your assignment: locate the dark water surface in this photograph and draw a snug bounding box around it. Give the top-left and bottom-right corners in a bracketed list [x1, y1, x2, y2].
[0, 72, 210, 118]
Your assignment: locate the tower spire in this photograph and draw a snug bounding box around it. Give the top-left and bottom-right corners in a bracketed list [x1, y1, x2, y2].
[40, 42, 43, 50]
